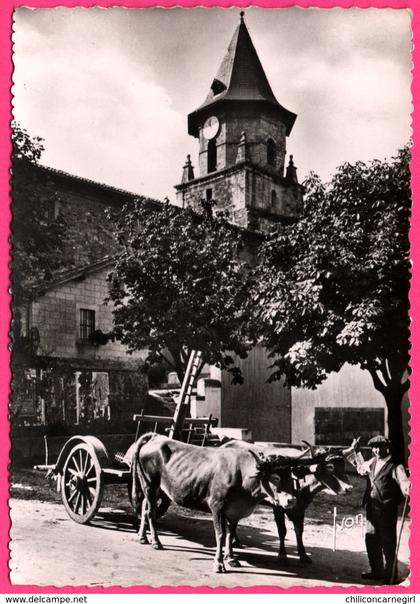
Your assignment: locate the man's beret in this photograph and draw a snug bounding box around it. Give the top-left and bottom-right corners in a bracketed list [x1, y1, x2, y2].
[368, 435, 390, 446]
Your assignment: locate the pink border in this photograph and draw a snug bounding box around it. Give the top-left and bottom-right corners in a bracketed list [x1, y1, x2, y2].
[0, 0, 418, 594]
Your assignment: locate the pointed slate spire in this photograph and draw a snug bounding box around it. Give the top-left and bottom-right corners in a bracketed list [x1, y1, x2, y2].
[208, 12, 277, 106]
[188, 12, 296, 137]
[181, 154, 195, 183]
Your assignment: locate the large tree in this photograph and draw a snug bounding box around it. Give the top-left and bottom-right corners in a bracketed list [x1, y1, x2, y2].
[107, 199, 252, 384]
[252, 147, 411, 462]
[11, 122, 68, 304]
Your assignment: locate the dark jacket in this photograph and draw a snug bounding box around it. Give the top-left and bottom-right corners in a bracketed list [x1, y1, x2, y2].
[363, 459, 404, 507]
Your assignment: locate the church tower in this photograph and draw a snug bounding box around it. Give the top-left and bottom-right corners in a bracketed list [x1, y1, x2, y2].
[175, 12, 303, 232]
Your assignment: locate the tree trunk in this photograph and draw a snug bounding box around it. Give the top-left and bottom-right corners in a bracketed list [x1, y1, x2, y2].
[384, 389, 407, 465]
[367, 366, 408, 465]
[167, 347, 187, 388]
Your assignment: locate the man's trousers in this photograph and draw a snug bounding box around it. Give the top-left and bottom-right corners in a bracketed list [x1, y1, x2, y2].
[365, 500, 398, 582]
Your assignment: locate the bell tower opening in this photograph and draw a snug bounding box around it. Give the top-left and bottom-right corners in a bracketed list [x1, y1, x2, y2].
[271, 190, 277, 208]
[267, 139, 277, 167]
[207, 139, 217, 174]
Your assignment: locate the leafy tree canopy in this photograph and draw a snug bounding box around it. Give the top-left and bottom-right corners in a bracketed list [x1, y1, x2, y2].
[107, 200, 252, 383]
[253, 147, 411, 461]
[12, 122, 44, 163]
[11, 122, 68, 304]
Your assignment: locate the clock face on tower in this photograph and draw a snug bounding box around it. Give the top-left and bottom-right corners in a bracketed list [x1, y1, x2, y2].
[203, 116, 220, 140]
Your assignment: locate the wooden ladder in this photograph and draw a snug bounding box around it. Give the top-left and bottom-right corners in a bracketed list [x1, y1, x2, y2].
[169, 350, 202, 440]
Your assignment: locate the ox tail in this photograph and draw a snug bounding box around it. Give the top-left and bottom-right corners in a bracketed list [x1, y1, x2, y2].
[131, 432, 157, 516]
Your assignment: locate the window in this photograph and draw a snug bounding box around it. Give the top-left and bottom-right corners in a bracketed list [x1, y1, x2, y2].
[207, 139, 217, 173]
[79, 309, 95, 341]
[271, 190, 277, 207]
[267, 138, 277, 167]
[211, 78, 226, 95]
[314, 407, 385, 446]
[203, 188, 215, 217]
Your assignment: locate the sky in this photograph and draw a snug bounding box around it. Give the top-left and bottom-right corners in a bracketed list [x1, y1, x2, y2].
[12, 7, 412, 202]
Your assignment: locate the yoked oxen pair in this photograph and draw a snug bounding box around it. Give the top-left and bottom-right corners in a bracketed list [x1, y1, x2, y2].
[130, 432, 327, 573]
[224, 440, 353, 564]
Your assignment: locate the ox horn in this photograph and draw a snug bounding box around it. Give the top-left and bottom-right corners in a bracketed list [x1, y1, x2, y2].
[302, 440, 317, 458]
[247, 449, 266, 471]
[295, 446, 311, 460]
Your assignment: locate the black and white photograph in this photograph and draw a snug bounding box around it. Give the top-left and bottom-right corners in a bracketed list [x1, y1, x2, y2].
[9, 6, 412, 588]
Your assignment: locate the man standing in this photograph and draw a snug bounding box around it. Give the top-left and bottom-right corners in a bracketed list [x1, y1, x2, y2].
[345, 435, 410, 584]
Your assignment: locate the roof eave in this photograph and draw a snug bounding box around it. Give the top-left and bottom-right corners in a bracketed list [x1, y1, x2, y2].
[188, 98, 297, 138]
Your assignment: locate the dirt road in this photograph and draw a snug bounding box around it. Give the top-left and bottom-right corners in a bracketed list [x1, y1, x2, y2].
[9, 498, 410, 588]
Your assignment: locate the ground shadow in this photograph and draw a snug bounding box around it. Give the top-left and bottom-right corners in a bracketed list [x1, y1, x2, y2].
[88, 505, 409, 586]
[89, 509, 137, 533]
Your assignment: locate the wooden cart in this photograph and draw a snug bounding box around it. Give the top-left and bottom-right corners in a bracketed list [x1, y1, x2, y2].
[34, 351, 218, 525]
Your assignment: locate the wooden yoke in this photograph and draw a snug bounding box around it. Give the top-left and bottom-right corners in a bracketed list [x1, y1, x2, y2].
[169, 350, 202, 440]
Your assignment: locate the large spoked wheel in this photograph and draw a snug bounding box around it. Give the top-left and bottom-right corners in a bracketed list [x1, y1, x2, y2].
[61, 443, 104, 524]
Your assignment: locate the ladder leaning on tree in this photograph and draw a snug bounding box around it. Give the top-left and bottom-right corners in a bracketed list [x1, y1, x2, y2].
[132, 349, 217, 445]
[169, 350, 203, 440]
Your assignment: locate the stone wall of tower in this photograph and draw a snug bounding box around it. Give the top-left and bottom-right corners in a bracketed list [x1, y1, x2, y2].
[248, 169, 302, 217]
[224, 114, 286, 173]
[198, 111, 287, 177]
[175, 164, 302, 231]
[176, 168, 247, 223]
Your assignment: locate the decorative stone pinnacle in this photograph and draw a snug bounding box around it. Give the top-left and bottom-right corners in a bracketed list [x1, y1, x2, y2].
[236, 130, 249, 164]
[240, 11, 245, 21]
[181, 154, 195, 183]
[286, 155, 298, 183]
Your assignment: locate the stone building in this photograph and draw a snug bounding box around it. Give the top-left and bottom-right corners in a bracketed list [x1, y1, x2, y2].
[10, 164, 160, 433]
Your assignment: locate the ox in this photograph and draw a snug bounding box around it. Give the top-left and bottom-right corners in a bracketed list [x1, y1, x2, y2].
[131, 432, 324, 573]
[224, 440, 353, 564]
